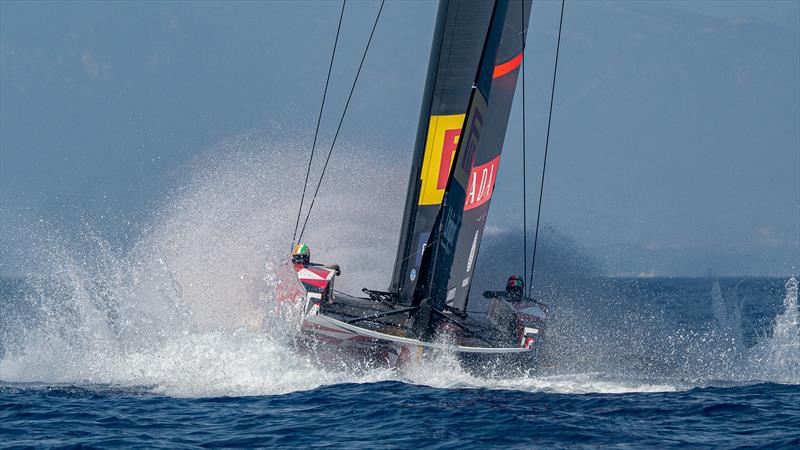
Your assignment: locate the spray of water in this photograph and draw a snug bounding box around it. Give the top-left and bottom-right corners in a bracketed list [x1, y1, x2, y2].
[676, 277, 747, 381]
[749, 276, 799, 383]
[0, 136, 405, 396]
[1, 136, 797, 396]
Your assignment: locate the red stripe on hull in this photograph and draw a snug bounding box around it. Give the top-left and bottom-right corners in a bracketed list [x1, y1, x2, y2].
[299, 278, 328, 289]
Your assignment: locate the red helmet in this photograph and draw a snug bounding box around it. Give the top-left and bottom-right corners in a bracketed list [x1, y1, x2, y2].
[507, 275, 524, 294]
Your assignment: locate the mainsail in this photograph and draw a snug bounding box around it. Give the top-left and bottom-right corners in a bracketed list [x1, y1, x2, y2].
[392, 0, 531, 316]
[391, 0, 495, 305]
[439, 0, 530, 312]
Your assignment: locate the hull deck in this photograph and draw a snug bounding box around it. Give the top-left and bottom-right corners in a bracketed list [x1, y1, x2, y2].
[298, 292, 540, 373]
[275, 263, 546, 374]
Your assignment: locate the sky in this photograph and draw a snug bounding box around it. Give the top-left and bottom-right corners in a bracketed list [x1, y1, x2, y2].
[1, 0, 798, 277]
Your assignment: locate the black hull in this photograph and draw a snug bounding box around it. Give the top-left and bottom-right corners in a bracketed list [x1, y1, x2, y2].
[292, 291, 545, 376]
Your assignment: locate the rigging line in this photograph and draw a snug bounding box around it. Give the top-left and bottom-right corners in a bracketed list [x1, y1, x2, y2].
[529, 0, 565, 292]
[298, 0, 385, 243]
[521, 0, 528, 296]
[291, 0, 347, 249]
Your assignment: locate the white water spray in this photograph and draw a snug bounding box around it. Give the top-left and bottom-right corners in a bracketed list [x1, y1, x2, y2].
[0, 137, 405, 396]
[681, 277, 747, 379]
[1, 136, 798, 396]
[710, 277, 745, 349]
[749, 277, 800, 382]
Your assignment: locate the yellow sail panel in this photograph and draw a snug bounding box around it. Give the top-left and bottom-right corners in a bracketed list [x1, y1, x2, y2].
[418, 114, 465, 205]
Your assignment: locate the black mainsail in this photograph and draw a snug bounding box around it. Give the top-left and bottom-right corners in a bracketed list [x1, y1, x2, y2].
[393, 0, 531, 319]
[391, 0, 495, 305]
[439, 0, 530, 313]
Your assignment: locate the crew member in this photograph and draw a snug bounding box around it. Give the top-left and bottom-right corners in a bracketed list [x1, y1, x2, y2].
[483, 275, 525, 302]
[291, 243, 341, 275]
[506, 274, 524, 297]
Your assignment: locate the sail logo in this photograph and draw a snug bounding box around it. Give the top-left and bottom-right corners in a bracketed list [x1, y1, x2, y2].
[464, 155, 500, 211]
[465, 230, 479, 272]
[418, 114, 465, 205]
[460, 108, 484, 172]
[441, 206, 461, 252]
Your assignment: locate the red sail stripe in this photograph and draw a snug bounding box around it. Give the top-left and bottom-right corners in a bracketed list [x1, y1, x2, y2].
[492, 52, 523, 79]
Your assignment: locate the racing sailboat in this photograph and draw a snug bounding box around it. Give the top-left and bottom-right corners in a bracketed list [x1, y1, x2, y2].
[276, 0, 547, 373]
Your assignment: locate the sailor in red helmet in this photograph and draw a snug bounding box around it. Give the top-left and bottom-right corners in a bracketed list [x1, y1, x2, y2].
[483, 275, 525, 302]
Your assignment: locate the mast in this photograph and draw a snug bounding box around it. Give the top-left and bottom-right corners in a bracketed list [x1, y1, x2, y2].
[391, 0, 494, 305]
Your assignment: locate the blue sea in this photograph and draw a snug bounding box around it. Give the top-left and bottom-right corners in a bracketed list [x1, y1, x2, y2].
[1, 276, 799, 448]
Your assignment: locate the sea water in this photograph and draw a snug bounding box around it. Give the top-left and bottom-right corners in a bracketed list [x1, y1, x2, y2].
[1, 144, 798, 448]
[1, 277, 798, 448]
